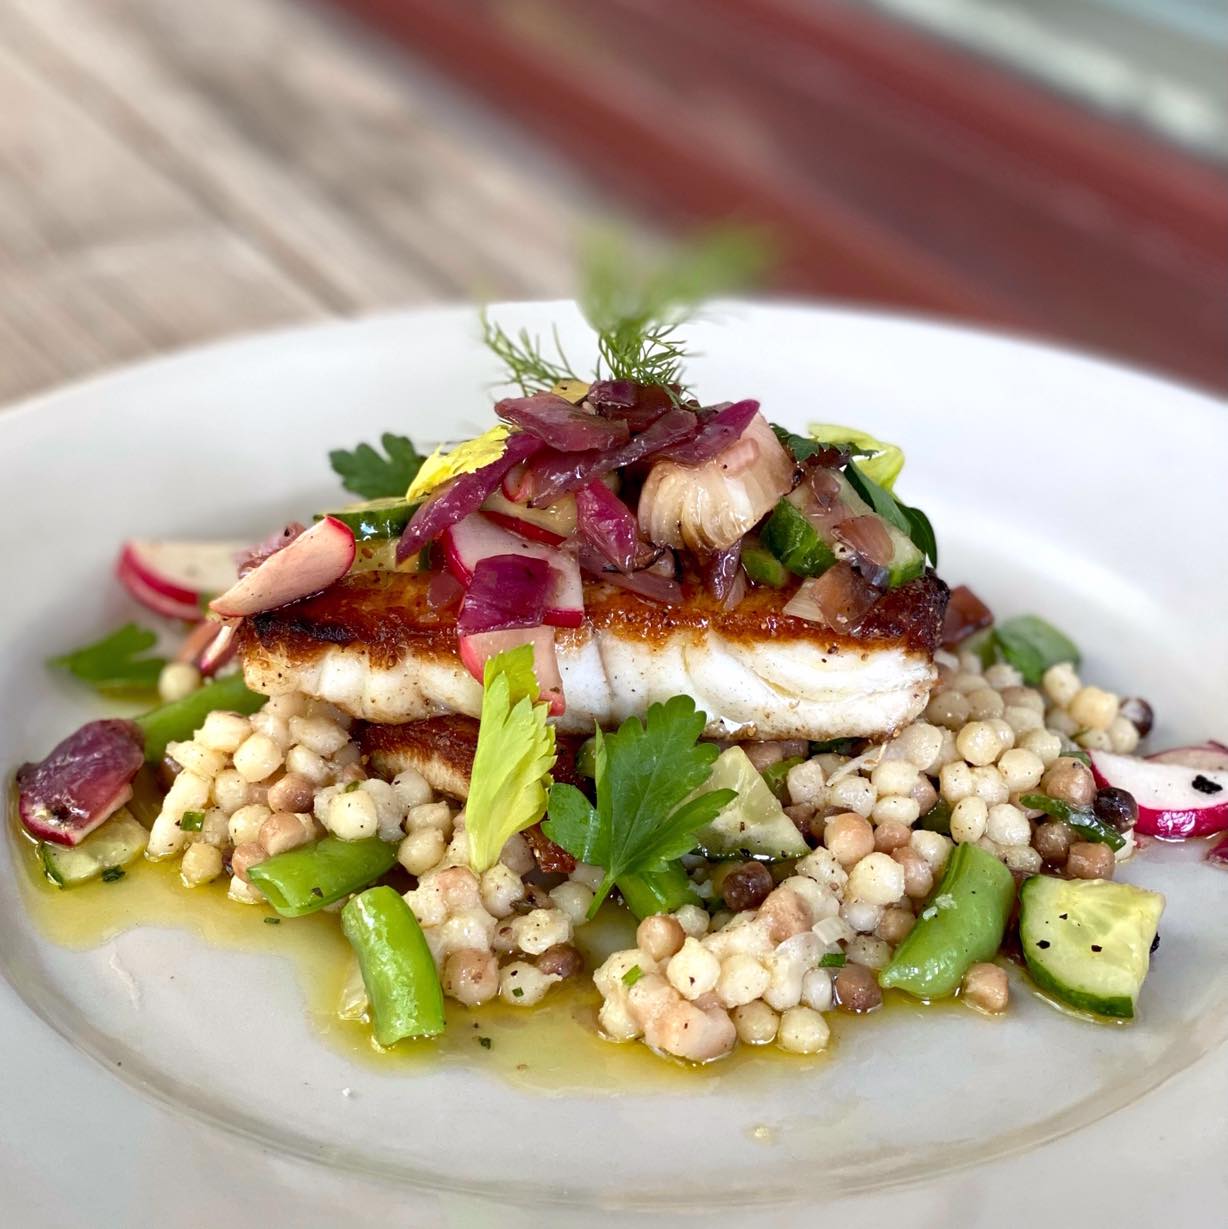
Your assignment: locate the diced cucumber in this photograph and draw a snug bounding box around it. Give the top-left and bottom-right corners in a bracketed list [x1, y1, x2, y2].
[761, 471, 923, 588]
[692, 747, 809, 861]
[759, 755, 803, 803]
[39, 809, 148, 888]
[1020, 875, 1164, 1019]
[318, 497, 414, 541]
[830, 471, 922, 587]
[741, 545, 791, 589]
[760, 497, 837, 578]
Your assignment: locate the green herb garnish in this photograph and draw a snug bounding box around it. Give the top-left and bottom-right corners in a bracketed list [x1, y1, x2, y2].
[329, 433, 425, 500]
[1020, 793, 1125, 852]
[179, 810, 205, 832]
[819, 953, 846, 968]
[478, 1036, 493, 1050]
[759, 756, 803, 803]
[811, 738, 860, 756]
[622, 964, 644, 987]
[918, 800, 952, 835]
[993, 616, 1080, 686]
[483, 228, 767, 400]
[845, 462, 938, 566]
[50, 623, 166, 693]
[264, 916, 281, 925]
[543, 695, 737, 918]
[480, 308, 577, 396]
[101, 866, 126, 883]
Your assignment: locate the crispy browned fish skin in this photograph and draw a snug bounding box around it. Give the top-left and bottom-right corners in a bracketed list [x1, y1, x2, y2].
[239, 570, 947, 738]
[242, 570, 947, 667]
[360, 714, 585, 799]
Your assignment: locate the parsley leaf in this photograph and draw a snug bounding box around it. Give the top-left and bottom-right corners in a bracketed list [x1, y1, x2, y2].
[50, 623, 166, 693]
[465, 645, 557, 874]
[329, 433, 425, 500]
[993, 616, 1079, 685]
[845, 462, 938, 566]
[543, 696, 737, 916]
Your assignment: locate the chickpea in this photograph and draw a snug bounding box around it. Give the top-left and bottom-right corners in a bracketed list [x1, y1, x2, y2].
[229, 841, 267, 884]
[636, 914, 686, 963]
[1067, 842, 1114, 879]
[874, 820, 912, 852]
[258, 811, 314, 857]
[1032, 820, 1073, 866]
[267, 772, 315, 814]
[823, 812, 875, 867]
[535, 943, 584, 980]
[892, 846, 934, 900]
[443, 948, 499, 1006]
[720, 861, 774, 912]
[833, 963, 882, 1013]
[1040, 757, 1096, 808]
[962, 962, 1009, 1014]
[875, 905, 915, 945]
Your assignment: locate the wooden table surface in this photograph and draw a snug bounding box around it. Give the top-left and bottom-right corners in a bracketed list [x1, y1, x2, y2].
[0, 0, 622, 407]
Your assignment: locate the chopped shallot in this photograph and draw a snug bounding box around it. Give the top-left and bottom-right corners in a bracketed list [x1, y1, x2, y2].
[456, 555, 551, 635]
[638, 413, 794, 553]
[783, 563, 880, 632]
[575, 479, 638, 573]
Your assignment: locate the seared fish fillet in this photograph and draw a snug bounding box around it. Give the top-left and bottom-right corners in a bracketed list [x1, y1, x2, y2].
[239, 571, 947, 741]
[361, 714, 585, 799]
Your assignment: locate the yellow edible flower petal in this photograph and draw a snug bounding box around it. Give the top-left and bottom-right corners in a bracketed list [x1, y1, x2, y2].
[807, 422, 904, 490]
[406, 424, 510, 503]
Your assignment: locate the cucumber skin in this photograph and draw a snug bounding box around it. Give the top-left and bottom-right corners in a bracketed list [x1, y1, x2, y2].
[1019, 876, 1163, 1020]
[741, 546, 791, 589]
[760, 500, 837, 578]
[320, 498, 414, 541]
[1025, 949, 1134, 1020]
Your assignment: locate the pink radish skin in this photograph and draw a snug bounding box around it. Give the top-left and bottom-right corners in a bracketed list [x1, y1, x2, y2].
[483, 510, 567, 546]
[209, 517, 355, 617]
[117, 540, 247, 621]
[197, 618, 241, 674]
[443, 514, 584, 628]
[458, 626, 565, 715]
[1147, 742, 1228, 774]
[1090, 748, 1228, 838]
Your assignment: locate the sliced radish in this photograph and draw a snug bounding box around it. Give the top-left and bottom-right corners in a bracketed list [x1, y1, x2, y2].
[1090, 748, 1228, 838]
[209, 517, 355, 617]
[17, 720, 145, 846]
[458, 625, 565, 715]
[198, 618, 241, 674]
[175, 618, 238, 675]
[482, 488, 575, 542]
[442, 513, 583, 628]
[483, 510, 568, 546]
[117, 540, 247, 622]
[1147, 741, 1228, 774]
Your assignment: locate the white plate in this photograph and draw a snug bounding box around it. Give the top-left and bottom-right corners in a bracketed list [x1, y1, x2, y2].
[2, 303, 1226, 1229]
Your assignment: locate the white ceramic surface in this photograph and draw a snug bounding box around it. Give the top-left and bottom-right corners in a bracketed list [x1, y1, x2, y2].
[1, 303, 1226, 1228]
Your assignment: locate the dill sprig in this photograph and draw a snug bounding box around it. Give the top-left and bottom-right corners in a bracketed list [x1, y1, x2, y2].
[479, 308, 577, 396]
[581, 228, 767, 398]
[481, 227, 769, 399]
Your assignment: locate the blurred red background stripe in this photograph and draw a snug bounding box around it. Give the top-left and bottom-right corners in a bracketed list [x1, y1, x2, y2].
[328, 0, 1228, 390]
